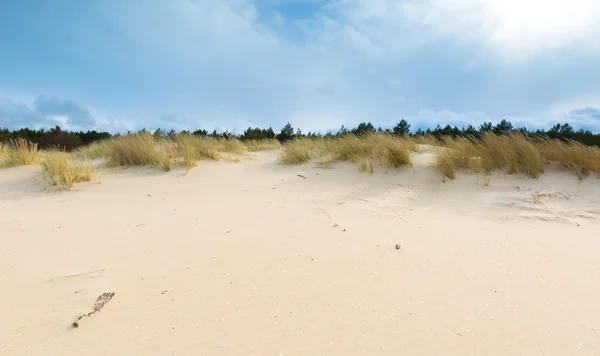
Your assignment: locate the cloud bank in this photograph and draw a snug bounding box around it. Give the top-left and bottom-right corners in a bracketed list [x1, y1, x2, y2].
[0, 0, 599, 132]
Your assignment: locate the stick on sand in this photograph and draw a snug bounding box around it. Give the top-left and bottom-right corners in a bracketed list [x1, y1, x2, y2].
[72, 291, 115, 328]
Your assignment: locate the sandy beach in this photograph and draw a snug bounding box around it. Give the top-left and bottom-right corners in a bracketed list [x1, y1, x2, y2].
[1, 148, 599, 355]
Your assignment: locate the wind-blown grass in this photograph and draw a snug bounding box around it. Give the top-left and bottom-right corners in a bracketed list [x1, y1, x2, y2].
[278, 138, 321, 165]
[413, 134, 441, 146]
[39, 151, 95, 190]
[535, 137, 600, 179]
[279, 133, 417, 171]
[0, 138, 40, 167]
[73, 140, 111, 160]
[98, 133, 265, 171]
[434, 133, 599, 180]
[244, 139, 281, 152]
[105, 132, 161, 167]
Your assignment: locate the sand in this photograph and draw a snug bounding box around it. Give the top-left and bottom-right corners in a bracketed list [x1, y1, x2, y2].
[1, 149, 599, 355]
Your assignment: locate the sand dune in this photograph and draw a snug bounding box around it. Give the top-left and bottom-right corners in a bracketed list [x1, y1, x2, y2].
[1, 149, 599, 355]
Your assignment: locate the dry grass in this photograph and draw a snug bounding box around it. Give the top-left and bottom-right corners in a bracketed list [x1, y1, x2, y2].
[0, 138, 40, 167]
[104, 132, 160, 167]
[535, 137, 600, 179]
[73, 135, 278, 170]
[435, 148, 458, 179]
[73, 140, 111, 160]
[413, 134, 441, 146]
[279, 133, 416, 171]
[174, 135, 223, 165]
[244, 139, 281, 152]
[278, 138, 321, 165]
[38, 151, 95, 190]
[433, 133, 600, 180]
[103, 133, 242, 170]
[214, 138, 246, 155]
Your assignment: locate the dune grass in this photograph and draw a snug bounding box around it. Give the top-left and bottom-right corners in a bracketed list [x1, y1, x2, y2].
[434, 133, 544, 179]
[38, 151, 95, 190]
[104, 132, 161, 167]
[0, 138, 40, 168]
[5, 130, 595, 184]
[96, 133, 269, 171]
[413, 134, 441, 146]
[244, 139, 281, 152]
[278, 138, 321, 165]
[279, 133, 417, 172]
[433, 132, 600, 180]
[174, 135, 224, 166]
[73, 140, 111, 160]
[535, 137, 600, 179]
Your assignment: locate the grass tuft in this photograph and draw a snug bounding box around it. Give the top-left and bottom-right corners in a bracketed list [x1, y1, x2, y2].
[278, 138, 319, 164]
[73, 140, 111, 160]
[434, 148, 456, 179]
[279, 133, 414, 172]
[435, 133, 545, 179]
[535, 137, 600, 179]
[105, 132, 160, 167]
[244, 139, 281, 152]
[39, 151, 95, 190]
[0, 138, 40, 167]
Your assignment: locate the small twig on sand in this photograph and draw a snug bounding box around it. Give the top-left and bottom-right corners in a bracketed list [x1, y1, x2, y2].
[72, 291, 115, 328]
[297, 174, 307, 179]
[448, 329, 463, 337]
[580, 322, 597, 332]
[49, 268, 106, 282]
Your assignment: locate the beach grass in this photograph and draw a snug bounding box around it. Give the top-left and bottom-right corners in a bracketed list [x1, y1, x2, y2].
[38, 150, 95, 190]
[0, 138, 40, 168]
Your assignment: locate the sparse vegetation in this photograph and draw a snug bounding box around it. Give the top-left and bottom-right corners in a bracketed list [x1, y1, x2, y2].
[39, 151, 95, 190]
[244, 139, 281, 152]
[73, 140, 111, 160]
[0, 138, 40, 167]
[105, 132, 161, 167]
[2, 118, 600, 183]
[435, 132, 600, 180]
[101, 133, 259, 170]
[535, 137, 600, 179]
[278, 133, 416, 172]
[278, 138, 321, 165]
[434, 133, 544, 179]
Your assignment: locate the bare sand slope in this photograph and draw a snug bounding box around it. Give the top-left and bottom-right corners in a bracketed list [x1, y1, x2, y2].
[1, 150, 599, 355]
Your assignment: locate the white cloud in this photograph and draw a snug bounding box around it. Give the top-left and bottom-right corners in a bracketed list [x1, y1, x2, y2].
[547, 95, 600, 117]
[2, 0, 599, 133]
[327, 0, 600, 62]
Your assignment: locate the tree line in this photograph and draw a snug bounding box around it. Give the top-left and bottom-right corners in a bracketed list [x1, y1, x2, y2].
[1, 119, 600, 151]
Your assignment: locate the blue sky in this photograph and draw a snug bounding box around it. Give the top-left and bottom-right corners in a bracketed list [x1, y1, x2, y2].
[1, 0, 600, 133]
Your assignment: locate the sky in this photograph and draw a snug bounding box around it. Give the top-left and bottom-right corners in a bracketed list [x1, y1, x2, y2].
[1, 0, 600, 134]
